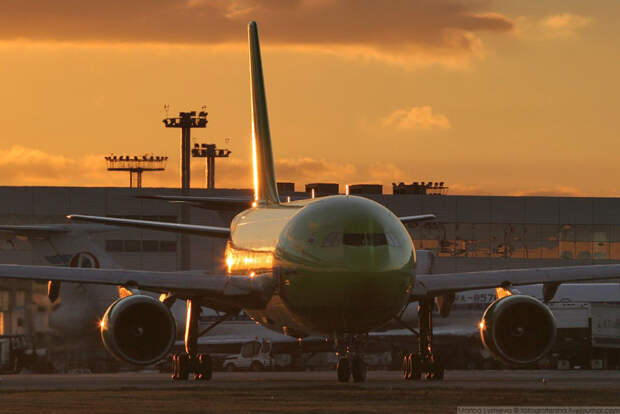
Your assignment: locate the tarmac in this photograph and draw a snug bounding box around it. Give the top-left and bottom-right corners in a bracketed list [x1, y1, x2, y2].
[0, 370, 618, 391]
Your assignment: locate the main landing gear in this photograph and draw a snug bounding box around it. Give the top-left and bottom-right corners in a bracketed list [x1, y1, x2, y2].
[400, 297, 444, 381]
[171, 299, 228, 381]
[336, 335, 367, 383]
[171, 352, 212, 381]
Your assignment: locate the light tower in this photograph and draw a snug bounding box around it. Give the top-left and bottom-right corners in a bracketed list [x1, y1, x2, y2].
[163, 109, 207, 272]
[191, 143, 232, 189]
[163, 110, 208, 190]
[105, 154, 168, 188]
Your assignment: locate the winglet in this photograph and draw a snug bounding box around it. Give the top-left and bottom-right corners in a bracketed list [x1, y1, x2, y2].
[249, 21, 280, 206]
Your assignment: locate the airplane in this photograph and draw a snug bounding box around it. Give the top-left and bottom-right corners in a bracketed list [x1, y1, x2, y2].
[1, 21, 620, 383]
[8, 222, 615, 373]
[0, 223, 120, 334]
[0, 223, 191, 372]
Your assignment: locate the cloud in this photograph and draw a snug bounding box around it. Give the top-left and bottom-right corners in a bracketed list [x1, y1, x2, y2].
[382, 106, 451, 130]
[508, 186, 585, 197]
[0, 145, 178, 187]
[0, 146, 360, 190]
[3, 146, 619, 197]
[541, 13, 592, 36]
[275, 157, 357, 185]
[0, 0, 514, 66]
[516, 13, 592, 39]
[0, 146, 405, 194]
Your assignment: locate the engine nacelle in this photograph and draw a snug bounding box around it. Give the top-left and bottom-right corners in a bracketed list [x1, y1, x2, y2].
[480, 294, 556, 366]
[100, 295, 176, 365]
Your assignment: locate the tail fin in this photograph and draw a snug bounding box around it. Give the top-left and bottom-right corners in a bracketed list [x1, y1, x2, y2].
[248, 21, 280, 206]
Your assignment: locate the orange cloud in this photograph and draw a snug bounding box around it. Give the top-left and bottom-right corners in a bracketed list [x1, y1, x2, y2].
[516, 13, 593, 39]
[0, 146, 360, 190]
[541, 13, 592, 37]
[508, 186, 585, 197]
[0, 0, 513, 66]
[274, 157, 357, 186]
[382, 106, 451, 130]
[4, 146, 604, 197]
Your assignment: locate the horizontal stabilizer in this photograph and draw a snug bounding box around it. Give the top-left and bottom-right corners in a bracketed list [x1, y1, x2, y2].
[68, 215, 230, 239]
[398, 214, 436, 224]
[135, 195, 252, 211]
[136, 194, 309, 211]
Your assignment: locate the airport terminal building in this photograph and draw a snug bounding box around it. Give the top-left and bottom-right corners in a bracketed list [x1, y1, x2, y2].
[1, 185, 620, 337]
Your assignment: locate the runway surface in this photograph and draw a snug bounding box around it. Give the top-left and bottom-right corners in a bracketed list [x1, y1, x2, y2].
[0, 370, 618, 391]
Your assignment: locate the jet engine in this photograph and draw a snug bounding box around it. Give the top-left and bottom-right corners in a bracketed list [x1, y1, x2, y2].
[100, 295, 177, 365]
[479, 294, 556, 366]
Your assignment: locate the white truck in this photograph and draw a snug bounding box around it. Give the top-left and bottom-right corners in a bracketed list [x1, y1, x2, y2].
[550, 302, 620, 370]
[222, 339, 291, 371]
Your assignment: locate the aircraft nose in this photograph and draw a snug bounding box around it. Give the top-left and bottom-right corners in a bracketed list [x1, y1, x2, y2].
[276, 196, 416, 333]
[277, 195, 415, 272]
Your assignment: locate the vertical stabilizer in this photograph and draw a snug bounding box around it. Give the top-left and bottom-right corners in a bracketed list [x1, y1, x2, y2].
[248, 21, 280, 206]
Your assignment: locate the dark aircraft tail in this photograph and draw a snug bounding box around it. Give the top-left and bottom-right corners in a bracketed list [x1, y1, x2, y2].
[248, 21, 280, 206]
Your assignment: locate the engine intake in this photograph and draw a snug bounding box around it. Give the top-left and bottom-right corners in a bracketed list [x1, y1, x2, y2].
[480, 295, 556, 366]
[100, 295, 176, 365]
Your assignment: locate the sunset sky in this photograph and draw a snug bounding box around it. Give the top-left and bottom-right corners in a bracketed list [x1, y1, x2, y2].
[0, 0, 619, 196]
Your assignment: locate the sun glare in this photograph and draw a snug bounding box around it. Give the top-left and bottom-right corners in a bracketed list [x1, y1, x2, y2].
[251, 128, 259, 202]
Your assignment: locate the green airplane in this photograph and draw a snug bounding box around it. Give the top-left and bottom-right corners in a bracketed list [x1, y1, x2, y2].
[2, 21, 620, 383]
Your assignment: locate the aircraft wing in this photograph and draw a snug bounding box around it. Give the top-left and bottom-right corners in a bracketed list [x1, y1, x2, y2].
[135, 195, 252, 211]
[411, 264, 620, 299]
[0, 224, 71, 237]
[0, 223, 118, 238]
[398, 214, 436, 224]
[0, 264, 267, 302]
[68, 214, 230, 238]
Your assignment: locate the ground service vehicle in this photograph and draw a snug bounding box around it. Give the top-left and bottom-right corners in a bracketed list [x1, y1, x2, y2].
[223, 340, 290, 371]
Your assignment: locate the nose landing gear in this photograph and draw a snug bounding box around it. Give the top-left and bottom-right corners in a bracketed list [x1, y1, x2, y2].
[400, 297, 444, 381]
[335, 335, 368, 383]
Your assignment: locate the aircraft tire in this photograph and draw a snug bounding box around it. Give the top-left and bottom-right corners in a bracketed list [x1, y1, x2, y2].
[195, 353, 213, 381]
[336, 358, 351, 382]
[402, 353, 411, 380]
[178, 353, 190, 380]
[410, 353, 422, 380]
[351, 357, 367, 383]
[171, 353, 179, 380]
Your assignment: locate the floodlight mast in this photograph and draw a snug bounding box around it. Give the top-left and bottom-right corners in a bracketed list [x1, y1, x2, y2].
[104, 155, 168, 188]
[163, 111, 208, 190]
[191, 143, 232, 189]
[163, 110, 208, 272]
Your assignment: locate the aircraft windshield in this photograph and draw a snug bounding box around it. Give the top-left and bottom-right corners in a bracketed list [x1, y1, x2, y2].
[321, 232, 399, 247]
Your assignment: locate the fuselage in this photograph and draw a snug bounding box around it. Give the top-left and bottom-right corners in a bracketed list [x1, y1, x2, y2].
[225, 195, 416, 337]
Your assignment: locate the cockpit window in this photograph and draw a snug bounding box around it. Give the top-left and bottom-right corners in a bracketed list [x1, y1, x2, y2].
[322, 232, 395, 247]
[343, 233, 365, 246]
[322, 232, 342, 247]
[369, 233, 387, 246]
[342, 233, 388, 246]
